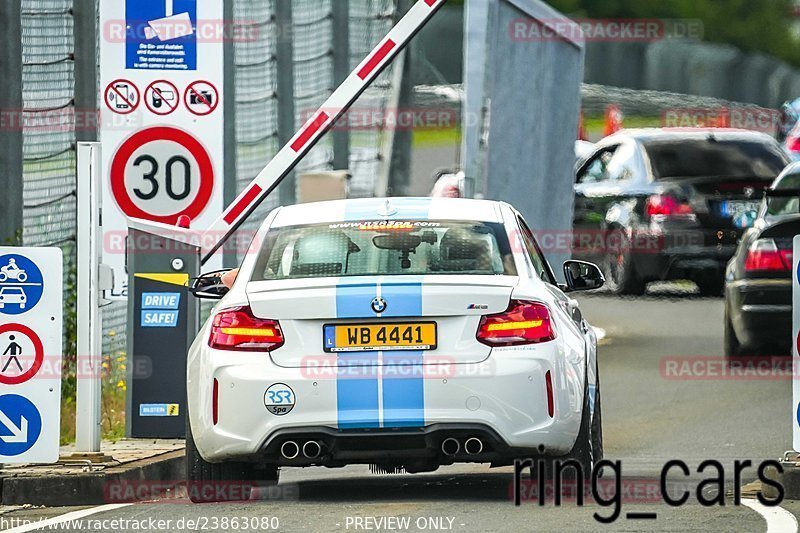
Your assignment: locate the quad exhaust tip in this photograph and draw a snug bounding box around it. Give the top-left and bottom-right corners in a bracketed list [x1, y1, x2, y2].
[464, 437, 483, 455]
[441, 438, 460, 456]
[280, 440, 300, 460]
[303, 440, 322, 459]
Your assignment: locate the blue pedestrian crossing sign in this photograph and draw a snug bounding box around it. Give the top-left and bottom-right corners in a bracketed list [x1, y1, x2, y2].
[0, 395, 42, 457]
[0, 254, 44, 315]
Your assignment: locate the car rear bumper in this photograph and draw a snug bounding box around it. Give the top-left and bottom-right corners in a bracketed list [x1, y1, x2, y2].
[188, 344, 584, 464]
[726, 278, 792, 350]
[633, 245, 737, 281]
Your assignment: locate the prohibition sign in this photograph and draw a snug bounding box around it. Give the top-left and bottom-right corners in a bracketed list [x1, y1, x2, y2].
[110, 126, 215, 225]
[104, 79, 140, 115]
[0, 324, 43, 385]
[145, 80, 180, 116]
[184, 81, 219, 116]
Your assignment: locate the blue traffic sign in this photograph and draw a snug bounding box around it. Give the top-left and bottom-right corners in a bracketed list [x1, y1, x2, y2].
[0, 395, 42, 457]
[0, 254, 44, 315]
[126, 0, 198, 71]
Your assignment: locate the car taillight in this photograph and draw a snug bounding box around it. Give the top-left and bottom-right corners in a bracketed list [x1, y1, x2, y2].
[787, 136, 800, 153]
[208, 306, 284, 352]
[477, 300, 556, 347]
[645, 194, 694, 217]
[744, 239, 791, 272]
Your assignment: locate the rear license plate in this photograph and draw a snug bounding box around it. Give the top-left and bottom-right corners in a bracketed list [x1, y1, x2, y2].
[721, 200, 760, 228]
[323, 323, 437, 352]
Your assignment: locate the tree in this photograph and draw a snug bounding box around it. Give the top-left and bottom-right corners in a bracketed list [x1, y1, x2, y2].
[546, 0, 800, 66]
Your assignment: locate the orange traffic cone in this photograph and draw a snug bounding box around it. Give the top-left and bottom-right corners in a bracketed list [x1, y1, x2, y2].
[603, 105, 623, 137]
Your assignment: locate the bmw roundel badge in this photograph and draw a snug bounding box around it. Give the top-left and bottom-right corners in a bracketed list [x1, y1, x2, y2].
[371, 297, 387, 314]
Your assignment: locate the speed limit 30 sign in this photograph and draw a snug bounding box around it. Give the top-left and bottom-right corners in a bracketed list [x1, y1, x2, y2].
[110, 127, 215, 225]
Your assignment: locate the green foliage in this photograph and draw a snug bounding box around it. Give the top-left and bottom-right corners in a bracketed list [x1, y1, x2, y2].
[546, 0, 800, 66]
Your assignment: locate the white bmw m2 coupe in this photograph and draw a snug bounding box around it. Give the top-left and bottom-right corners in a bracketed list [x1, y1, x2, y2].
[186, 197, 604, 502]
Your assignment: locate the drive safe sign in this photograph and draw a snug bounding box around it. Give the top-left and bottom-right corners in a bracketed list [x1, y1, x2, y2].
[100, 0, 224, 297]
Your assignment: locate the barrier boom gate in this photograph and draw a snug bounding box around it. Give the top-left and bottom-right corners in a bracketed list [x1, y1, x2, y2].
[199, 0, 447, 263]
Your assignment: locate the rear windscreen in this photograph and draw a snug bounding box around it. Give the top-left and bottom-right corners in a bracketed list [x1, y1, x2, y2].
[251, 220, 517, 281]
[643, 139, 787, 180]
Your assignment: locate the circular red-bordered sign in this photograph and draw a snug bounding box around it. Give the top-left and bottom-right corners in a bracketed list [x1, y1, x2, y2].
[184, 81, 220, 116]
[145, 80, 180, 116]
[104, 79, 140, 115]
[110, 126, 215, 225]
[0, 324, 44, 385]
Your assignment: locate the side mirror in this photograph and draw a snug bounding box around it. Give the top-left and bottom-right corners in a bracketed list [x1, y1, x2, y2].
[563, 260, 605, 292]
[189, 269, 232, 300]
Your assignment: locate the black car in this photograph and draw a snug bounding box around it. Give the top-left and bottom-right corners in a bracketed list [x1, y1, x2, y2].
[724, 162, 800, 358]
[574, 129, 791, 295]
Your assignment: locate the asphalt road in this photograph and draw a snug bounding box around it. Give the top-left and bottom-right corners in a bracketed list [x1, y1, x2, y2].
[2, 291, 796, 532]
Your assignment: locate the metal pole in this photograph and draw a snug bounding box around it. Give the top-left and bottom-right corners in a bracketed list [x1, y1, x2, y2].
[376, 50, 406, 196]
[275, 0, 296, 206]
[222, 0, 238, 268]
[75, 143, 103, 453]
[0, 1, 23, 245]
[461, 0, 490, 199]
[387, 0, 415, 196]
[331, 0, 350, 172]
[73, 0, 98, 143]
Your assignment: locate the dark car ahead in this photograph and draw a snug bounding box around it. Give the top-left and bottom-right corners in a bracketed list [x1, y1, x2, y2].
[724, 162, 800, 358]
[573, 129, 790, 295]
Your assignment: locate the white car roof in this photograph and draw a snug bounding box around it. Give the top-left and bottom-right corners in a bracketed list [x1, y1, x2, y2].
[269, 197, 506, 228]
[602, 128, 779, 144]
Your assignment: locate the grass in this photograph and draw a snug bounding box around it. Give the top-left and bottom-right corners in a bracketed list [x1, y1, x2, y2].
[59, 351, 128, 445]
[412, 127, 461, 147]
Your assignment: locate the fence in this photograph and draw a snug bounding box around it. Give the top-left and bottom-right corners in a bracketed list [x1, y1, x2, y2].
[6, 0, 402, 357]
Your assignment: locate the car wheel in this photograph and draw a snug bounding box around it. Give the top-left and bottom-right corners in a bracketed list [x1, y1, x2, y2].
[186, 418, 279, 503]
[696, 272, 724, 297]
[605, 229, 647, 296]
[569, 375, 602, 476]
[724, 305, 753, 360]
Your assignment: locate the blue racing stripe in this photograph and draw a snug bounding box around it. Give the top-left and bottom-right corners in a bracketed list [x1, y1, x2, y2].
[379, 280, 425, 428]
[379, 281, 423, 317]
[335, 200, 430, 429]
[337, 352, 380, 429]
[335, 281, 381, 319]
[382, 350, 425, 428]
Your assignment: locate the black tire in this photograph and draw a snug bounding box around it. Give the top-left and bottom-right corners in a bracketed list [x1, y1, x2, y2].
[186, 418, 279, 503]
[570, 376, 602, 475]
[534, 375, 602, 482]
[724, 305, 754, 361]
[605, 229, 647, 296]
[696, 272, 724, 297]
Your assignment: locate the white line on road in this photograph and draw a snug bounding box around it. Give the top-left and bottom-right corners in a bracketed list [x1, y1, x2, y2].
[3, 504, 131, 533]
[742, 499, 798, 533]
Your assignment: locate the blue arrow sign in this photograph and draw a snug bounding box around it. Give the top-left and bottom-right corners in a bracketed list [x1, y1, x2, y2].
[0, 395, 42, 456]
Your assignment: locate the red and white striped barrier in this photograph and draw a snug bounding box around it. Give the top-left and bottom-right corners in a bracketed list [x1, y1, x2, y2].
[200, 0, 447, 262]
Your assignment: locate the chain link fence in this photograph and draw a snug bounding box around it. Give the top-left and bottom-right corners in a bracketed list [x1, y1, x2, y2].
[20, 0, 79, 357]
[15, 1, 402, 355]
